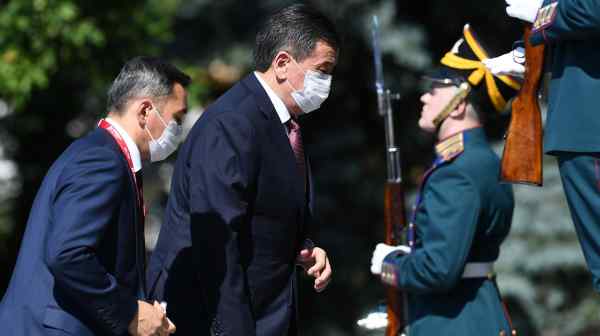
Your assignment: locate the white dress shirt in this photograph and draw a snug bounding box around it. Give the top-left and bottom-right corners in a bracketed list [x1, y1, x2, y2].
[254, 72, 291, 125]
[104, 118, 142, 173]
[254, 73, 313, 248]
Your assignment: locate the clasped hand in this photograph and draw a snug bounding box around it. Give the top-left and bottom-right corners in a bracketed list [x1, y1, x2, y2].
[128, 300, 176, 336]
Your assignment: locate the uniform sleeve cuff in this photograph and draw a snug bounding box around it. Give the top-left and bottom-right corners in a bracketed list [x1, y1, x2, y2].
[380, 259, 398, 287]
[379, 250, 408, 287]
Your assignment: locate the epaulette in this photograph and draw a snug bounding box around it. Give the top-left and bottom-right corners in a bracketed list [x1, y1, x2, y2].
[434, 132, 465, 162]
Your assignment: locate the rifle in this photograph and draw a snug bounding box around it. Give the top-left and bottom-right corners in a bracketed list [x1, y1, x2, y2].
[372, 16, 409, 336]
[500, 25, 544, 186]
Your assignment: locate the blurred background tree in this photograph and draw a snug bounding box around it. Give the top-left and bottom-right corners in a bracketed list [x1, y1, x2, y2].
[1, 0, 598, 335]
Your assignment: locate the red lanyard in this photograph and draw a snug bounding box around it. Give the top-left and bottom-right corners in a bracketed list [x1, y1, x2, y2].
[98, 119, 145, 216]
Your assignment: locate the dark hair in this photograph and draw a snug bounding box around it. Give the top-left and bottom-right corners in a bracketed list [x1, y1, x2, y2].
[253, 4, 339, 72]
[466, 89, 489, 123]
[107, 56, 191, 113]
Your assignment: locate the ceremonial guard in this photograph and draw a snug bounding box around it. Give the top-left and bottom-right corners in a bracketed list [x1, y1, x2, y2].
[485, 0, 600, 294]
[370, 24, 520, 335]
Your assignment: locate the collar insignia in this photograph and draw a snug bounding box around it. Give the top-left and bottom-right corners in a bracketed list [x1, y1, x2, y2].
[435, 132, 465, 162]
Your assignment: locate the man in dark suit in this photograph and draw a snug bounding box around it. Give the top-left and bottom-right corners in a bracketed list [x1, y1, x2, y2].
[369, 24, 519, 335]
[147, 4, 338, 336]
[485, 0, 600, 294]
[0, 56, 189, 336]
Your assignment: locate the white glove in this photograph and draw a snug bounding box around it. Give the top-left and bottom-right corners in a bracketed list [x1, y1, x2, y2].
[482, 47, 526, 78]
[357, 312, 388, 330]
[370, 243, 411, 275]
[506, 0, 544, 23]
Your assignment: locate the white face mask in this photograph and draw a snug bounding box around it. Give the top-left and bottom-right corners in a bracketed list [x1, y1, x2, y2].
[145, 108, 183, 162]
[287, 59, 332, 114]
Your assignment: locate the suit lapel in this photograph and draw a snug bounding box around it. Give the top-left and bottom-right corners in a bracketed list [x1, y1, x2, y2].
[242, 74, 306, 207]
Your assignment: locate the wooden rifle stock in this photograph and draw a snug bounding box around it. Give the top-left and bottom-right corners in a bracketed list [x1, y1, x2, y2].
[384, 181, 408, 336]
[500, 25, 544, 186]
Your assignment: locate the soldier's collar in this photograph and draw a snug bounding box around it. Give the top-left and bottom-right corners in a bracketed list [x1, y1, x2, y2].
[435, 131, 465, 162]
[435, 127, 486, 161]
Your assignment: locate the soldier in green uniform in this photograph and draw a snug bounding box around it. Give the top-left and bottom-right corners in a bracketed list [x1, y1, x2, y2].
[369, 24, 521, 336]
[484, 0, 600, 294]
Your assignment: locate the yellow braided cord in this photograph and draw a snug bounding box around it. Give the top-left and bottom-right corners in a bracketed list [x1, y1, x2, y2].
[438, 25, 522, 112]
[440, 52, 505, 111]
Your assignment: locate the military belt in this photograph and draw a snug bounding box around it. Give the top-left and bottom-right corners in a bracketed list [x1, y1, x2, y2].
[462, 262, 494, 279]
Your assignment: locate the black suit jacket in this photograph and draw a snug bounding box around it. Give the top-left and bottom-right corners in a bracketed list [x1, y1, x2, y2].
[0, 128, 145, 336]
[147, 74, 314, 336]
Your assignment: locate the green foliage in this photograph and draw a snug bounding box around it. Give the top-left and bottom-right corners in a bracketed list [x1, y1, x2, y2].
[0, 1, 101, 108]
[0, 0, 182, 111]
[175, 63, 212, 108]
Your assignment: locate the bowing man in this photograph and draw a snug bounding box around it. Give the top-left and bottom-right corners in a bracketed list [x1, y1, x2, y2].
[0, 56, 189, 336]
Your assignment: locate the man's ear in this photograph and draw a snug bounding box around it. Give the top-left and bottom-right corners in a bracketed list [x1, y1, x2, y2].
[450, 99, 468, 119]
[273, 51, 292, 82]
[136, 99, 153, 128]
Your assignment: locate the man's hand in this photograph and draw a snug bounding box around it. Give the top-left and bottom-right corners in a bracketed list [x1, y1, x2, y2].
[506, 0, 544, 23]
[297, 247, 332, 292]
[370, 243, 411, 275]
[482, 47, 526, 78]
[128, 300, 176, 336]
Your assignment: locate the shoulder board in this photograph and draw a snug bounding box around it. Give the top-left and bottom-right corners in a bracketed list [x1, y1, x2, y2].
[435, 132, 465, 162]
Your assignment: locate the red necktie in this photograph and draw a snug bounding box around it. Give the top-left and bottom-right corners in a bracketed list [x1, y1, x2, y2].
[287, 118, 306, 188]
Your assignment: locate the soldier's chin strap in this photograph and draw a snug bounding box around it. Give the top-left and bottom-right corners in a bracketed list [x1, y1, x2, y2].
[432, 82, 472, 129]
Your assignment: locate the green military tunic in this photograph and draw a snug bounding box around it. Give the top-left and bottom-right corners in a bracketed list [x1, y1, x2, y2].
[382, 127, 514, 336]
[530, 0, 600, 292]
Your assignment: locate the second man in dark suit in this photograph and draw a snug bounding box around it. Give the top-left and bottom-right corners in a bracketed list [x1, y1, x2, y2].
[147, 4, 339, 336]
[0, 56, 189, 336]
